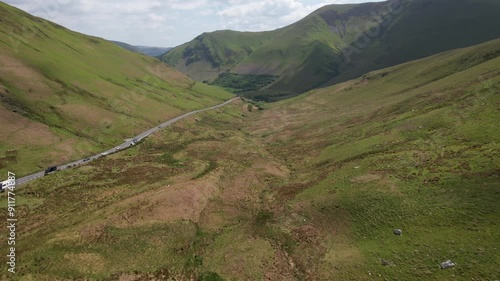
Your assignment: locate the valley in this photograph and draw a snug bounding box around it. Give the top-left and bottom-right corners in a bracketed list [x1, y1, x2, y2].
[2, 38, 498, 280]
[0, 0, 498, 280]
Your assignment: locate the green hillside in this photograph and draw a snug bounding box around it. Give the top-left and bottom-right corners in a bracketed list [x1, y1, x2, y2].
[247, 39, 500, 280]
[161, 0, 500, 101]
[7, 38, 499, 280]
[162, 30, 274, 81]
[0, 2, 233, 177]
[327, 0, 500, 85]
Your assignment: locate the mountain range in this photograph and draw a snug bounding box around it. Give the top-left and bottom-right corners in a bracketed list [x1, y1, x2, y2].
[161, 0, 500, 101]
[0, 0, 499, 280]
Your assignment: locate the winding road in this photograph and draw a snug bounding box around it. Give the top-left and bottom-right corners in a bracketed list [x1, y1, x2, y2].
[14, 97, 239, 186]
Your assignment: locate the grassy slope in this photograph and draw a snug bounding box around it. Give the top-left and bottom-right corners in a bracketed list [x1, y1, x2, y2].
[0, 2, 233, 177]
[162, 30, 274, 81]
[250, 38, 500, 280]
[328, 0, 500, 85]
[1, 100, 279, 280]
[4, 40, 499, 280]
[162, 0, 500, 101]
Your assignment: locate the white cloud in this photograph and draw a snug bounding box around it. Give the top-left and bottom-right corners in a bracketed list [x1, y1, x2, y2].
[215, 0, 332, 31]
[115, 1, 162, 13]
[169, 0, 208, 10]
[2, 0, 385, 46]
[217, 1, 267, 17]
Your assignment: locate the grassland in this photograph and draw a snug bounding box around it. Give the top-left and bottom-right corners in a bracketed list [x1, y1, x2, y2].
[0, 2, 233, 177]
[248, 38, 500, 280]
[1, 100, 289, 280]
[1, 39, 498, 280]
[161, 0, 500, 101]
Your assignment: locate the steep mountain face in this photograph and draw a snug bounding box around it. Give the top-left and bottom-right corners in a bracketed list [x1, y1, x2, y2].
[0, 2, 232, 176]
[161, 0, 500, 101]
[327, 0, 500, 85]
[163, 30, 274, 81]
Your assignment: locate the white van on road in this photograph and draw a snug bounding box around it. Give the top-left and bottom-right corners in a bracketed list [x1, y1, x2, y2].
[1, 180, 11, 192]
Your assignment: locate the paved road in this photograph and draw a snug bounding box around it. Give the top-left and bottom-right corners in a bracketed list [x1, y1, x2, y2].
[14, 97, 239, 186]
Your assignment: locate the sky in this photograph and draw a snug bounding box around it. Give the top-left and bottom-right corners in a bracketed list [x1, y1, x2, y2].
[4, 0, 384, 47]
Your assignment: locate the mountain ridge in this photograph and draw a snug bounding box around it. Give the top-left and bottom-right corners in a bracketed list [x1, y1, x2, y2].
[161, 0, 500, 101]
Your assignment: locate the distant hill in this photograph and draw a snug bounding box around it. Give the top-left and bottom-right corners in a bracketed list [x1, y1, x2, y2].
[161, 0, 500, 101]
[135, 46, 172, 57]
[0, 2, 232, 176]
[111, 40, 171, 57]
[109, 40, 141, 53]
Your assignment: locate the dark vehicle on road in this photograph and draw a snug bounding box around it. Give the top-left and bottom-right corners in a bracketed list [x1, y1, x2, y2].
[44, 166, 58, 175]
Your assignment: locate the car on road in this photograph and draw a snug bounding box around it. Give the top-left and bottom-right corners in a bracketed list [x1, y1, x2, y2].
[1, 180, 10, 192]
[44, 166, 58, 175]
[83, 158, 91, 162]
[101, 152, 108, 156]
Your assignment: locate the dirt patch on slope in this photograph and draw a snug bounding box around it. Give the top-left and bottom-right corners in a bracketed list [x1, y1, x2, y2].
[107, 172, 221, 227]
[351, 173, 382, 183]
[64, 253, 106, 274]
[253, 161, 289, 178]
[0, 106, 59, 145]
[0, 54, 54, 100]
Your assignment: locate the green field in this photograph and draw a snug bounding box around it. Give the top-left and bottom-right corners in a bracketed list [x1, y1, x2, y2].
[2, 38, 498, 280]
